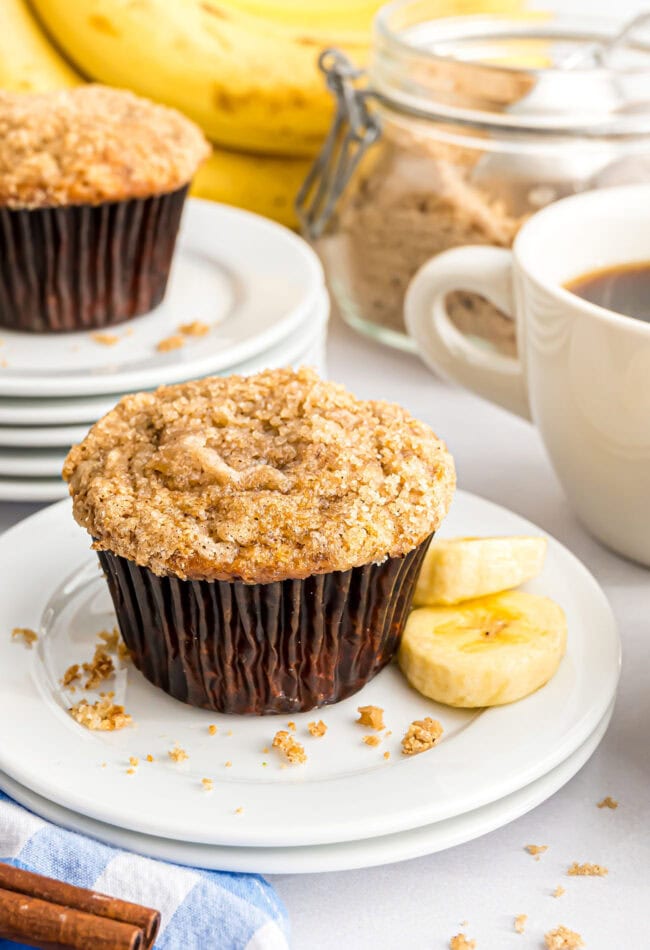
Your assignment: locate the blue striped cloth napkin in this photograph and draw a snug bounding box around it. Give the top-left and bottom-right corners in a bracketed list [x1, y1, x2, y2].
[0, 790, 289, 949]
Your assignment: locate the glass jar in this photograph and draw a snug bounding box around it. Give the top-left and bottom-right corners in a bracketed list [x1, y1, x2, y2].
[298, 3, 650, 353]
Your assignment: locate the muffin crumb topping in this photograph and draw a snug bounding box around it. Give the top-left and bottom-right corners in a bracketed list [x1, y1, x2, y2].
[0, 85, 209, 208]
[64, 369, 455, 583]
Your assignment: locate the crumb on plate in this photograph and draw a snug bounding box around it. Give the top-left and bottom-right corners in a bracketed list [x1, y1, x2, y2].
[91, 332, 119, 346]
[450, 934, 476, 950]
[129, 756, 139, 767]
[272, 730, 307, 765]
[362, 734, 381, 747]
[202, 778, 214, 791]
[126, 768, 136, 775]
[597, 796, 618, 810]
[61, 664, 81, 687]
[514, 914, 527, 934]
[82, 647, 115, 689]
[544, 925, 584, 949]
[156, 334, 185, 352]
[553, 886, 565, 898]
[308, 720, 327, 737]
[383, 751, 391, 760]
[568, 862, 608, 877]
[168, 744, 189, 763]
[235, 806, 244, 814]
[401, 717, 443, 756]
[208, 724, 217, 736]
[287, 721, 296, 731]
[357, 705, 385, 730]
[225, 760, 232, 768]
[11, 627, 37, 647]
[146, 754, 154, 763]
[69, 697, 132, 731]
[179, 320, 210, 337]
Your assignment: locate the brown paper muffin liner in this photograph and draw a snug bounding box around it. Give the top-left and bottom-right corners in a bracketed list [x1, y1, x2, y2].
[97, 535, 432, 715]
[0, 185, 188, 333]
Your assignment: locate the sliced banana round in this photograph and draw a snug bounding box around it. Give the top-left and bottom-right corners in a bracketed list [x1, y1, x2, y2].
[398, 591, 567, 708]
[413, 536, 547, 607]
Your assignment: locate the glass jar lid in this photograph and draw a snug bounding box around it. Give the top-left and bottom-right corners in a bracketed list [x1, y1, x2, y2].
[372, 2, 650, 136]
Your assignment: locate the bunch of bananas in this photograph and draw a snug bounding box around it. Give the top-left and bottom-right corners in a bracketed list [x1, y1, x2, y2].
[3, 0, 523, 226]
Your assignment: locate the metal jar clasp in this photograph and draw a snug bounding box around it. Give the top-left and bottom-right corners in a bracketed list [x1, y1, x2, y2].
[296, 49, 381, 240]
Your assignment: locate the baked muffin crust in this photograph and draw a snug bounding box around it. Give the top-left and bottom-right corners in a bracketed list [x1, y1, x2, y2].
[63, 368, 455, 583]
[0, 85, 210, 208]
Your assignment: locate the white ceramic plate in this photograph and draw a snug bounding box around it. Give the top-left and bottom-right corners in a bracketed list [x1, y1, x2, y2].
[0, 200, 323, 397]
[0, 448, 67, 478]
[0, 491, 620, 848]
[0, 477, 68, 503]
[0, 289, 329, 429]
[0, 424, 91, 449]
[0, 703, 613, 875]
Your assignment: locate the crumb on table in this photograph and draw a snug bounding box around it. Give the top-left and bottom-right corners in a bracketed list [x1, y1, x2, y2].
[357, 705, 385, 730]
[514, 914, 527, 934]
[597, 796, 618, 810]
[568, 862, 608, 877]
[272, 730, 307, 764]
[544, 925, 584, 949]
[156, 334, 185, 352]
[526, 844, 548, 860]
[401, 717, 443, 756]
[179, 321, 210, 337]
[11, 627, 38, 647]
[450, 934, 476, 950]
[362, 734, 381, 747]
[308, 720, 327, 737]
[69, 697, 132, 731]
[168, 744, 189, 763]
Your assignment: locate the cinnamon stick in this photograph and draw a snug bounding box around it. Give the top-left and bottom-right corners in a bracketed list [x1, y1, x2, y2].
[0, 886, 143, 950]
[0, 864, 160, 947]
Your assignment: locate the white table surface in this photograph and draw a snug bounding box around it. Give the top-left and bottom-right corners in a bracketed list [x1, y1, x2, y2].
[0, 314, 647, 949]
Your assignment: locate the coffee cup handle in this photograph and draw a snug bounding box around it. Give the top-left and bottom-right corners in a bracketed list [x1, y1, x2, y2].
[405, 245, 531, 421]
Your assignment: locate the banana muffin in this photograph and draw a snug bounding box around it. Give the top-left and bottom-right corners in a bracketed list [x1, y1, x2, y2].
[63, 367, 455, 714]
[0, 84, 209, 332]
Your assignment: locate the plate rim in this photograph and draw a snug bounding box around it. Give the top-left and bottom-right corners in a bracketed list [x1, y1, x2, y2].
[0, 491, 621, 847]
[0, 702, 614, 875]
[0, 200, 324, 398]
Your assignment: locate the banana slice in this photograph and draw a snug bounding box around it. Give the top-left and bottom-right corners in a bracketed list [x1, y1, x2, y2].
[413, 536, 547, 607]
[398, 591, 567, 708]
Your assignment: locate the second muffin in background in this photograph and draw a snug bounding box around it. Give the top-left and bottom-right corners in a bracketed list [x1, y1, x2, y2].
[63, 368, 455, 714]
[0, 85, 209, 333]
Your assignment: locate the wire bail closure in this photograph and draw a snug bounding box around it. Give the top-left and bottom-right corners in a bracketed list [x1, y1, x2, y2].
[295, 49, 381, 240]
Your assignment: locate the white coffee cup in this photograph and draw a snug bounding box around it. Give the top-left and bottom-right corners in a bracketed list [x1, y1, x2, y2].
[405, 184, 650, 567]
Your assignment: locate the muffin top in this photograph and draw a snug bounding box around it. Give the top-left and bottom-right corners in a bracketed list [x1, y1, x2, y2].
[63, 369, 455, 584]
[0, 85, 210, 209]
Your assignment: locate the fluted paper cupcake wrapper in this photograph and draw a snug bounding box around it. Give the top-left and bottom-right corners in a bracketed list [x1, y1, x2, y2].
[0, 185, 188, 333]
[97, 537, 432, 716]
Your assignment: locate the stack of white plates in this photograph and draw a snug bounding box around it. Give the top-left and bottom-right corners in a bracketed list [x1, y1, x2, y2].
[0, 491, 620, 874]
[0, 200, 328, 502]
